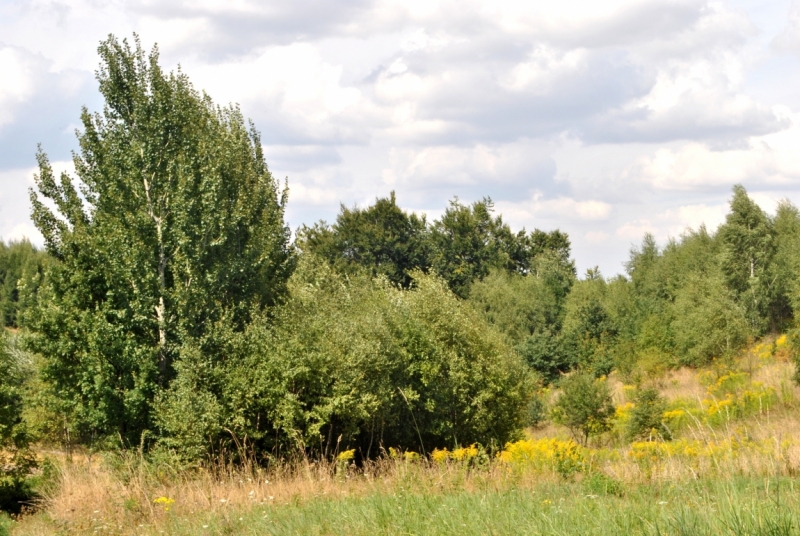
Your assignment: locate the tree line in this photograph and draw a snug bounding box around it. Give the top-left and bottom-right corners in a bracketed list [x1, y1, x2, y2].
[2, 35, 800, 471]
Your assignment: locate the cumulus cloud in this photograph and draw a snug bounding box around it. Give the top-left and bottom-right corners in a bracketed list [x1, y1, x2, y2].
[129, 0, 378, 57]
[0, 45, 94, 169]
[633, 110, 800, 192]
[0, 166, 43, 244]
[2, 0, 800, 275]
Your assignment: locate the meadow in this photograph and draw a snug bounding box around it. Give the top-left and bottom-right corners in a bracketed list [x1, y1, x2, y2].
[4, 36, 800, 536]
[8, 337, 800, 536]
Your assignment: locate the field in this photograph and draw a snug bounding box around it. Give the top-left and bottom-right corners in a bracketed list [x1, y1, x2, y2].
[5, 338, 800, 535]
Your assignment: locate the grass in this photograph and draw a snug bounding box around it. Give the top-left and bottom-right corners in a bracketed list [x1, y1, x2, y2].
[10, 445, 800, 536]
[167, 478, 798, 536]
[18, 474, 800, 535]
[8, 338, 800, 535]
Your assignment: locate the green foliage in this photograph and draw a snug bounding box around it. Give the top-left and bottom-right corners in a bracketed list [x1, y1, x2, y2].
[625, 388, 671, 442]
[620, 186, 800, 371]
[0, 332, 37, 513]
[551, 373, 614, 445]
[584, 472, 625, 497]
[561, 273, 618, 376]
[156, 258, 534, 461]
[0, 240, 47, 328]
[469, 249, 575, 382]
[428, 198, 511, 298]
[671, 272, 748, 366]
[429, 198, 574, 298]
[525, 392, 547, 428]
[17, 34, 800, 466]
[719, 185, 777, 333]
[27, 35, 293, 447]
[298, 192, 430, 288]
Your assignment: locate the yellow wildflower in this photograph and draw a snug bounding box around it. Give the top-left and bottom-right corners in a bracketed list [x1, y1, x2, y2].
[337, 449, 355, 462]
[153, 496, 175, 512]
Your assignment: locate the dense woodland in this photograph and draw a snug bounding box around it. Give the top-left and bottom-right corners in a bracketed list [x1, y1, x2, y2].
[2, 36, 800, 511]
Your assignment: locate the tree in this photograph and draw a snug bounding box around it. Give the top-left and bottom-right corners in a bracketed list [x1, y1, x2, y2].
[769, 200, 800, 328]
[429, 198, 570, 298]
[561, 272, 619, 376]
[27, 35, 293, 447]
[298, 192, 430, 288]
[718, 185, 775, 332]
[0, 240, 48, 328]
[469, 254, 576, 383]
[625, 388, 671, 442]
[551, 372, 614, 445]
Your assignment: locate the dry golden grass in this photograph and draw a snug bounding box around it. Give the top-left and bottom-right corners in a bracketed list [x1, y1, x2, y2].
[15, 427, 800, 536]
[659, 367, 708, 402]
[14, 453, 569, 535]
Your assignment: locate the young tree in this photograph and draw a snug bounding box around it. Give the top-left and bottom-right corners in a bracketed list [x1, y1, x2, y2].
[27, 35, 293, 446]
[551, 372, 614, 445]
[625, 388, 671, 442]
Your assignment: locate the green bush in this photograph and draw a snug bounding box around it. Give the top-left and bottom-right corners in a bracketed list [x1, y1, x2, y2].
[0, 332, 37, 513]
[525, 392, 547, 428]
[625, 388, 671, 442]
[551, 373, 614, 445]
[155, 258, 535, 461]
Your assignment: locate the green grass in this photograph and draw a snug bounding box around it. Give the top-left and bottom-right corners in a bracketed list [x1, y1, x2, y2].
[141, 477, 798, 536]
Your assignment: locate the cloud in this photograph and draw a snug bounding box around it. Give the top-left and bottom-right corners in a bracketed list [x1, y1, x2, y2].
[616, 203, 727, 243]
[1, 0, 800, 277]
[183, 43, 367, 146]
[378, 141, 561, 200]
[0, 166, 42, 244]
[0, 44, 95, 169]
[772, 1, 800, 55]
[633, 109, 800, 192]
[130, 0, 378, 58]
[495, 193, 612, 226]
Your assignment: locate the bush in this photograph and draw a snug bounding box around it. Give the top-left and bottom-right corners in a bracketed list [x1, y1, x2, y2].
[156, 258, 535, 461]
[551, 373, 614, 445]
[525, 391, 547, 428]
[0, 332, 37, 513]
[625, 388, 671, 442]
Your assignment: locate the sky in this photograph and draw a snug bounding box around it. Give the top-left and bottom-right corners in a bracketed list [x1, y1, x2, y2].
[2, 0, 800, 276]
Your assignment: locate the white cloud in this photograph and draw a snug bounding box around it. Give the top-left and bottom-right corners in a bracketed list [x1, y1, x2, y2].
[0, 166, 41, 244]
[0, 0, 800, 276]
[0, 48, 36, 128]
[635, 110, 800, 191]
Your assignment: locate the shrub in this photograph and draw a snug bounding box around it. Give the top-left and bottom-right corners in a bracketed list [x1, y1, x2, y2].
[0, 332, 37, 513]
[525, 391, 547, 428]
[625, 388, 671, 442]
[155, 258, 535, 461]
[551, 373, 614, 445]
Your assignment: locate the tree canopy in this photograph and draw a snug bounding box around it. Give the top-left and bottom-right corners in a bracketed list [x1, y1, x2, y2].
[27, 35, 293, 446]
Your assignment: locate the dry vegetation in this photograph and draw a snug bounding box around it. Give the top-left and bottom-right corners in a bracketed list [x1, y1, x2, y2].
[8, 339, 800, 535]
